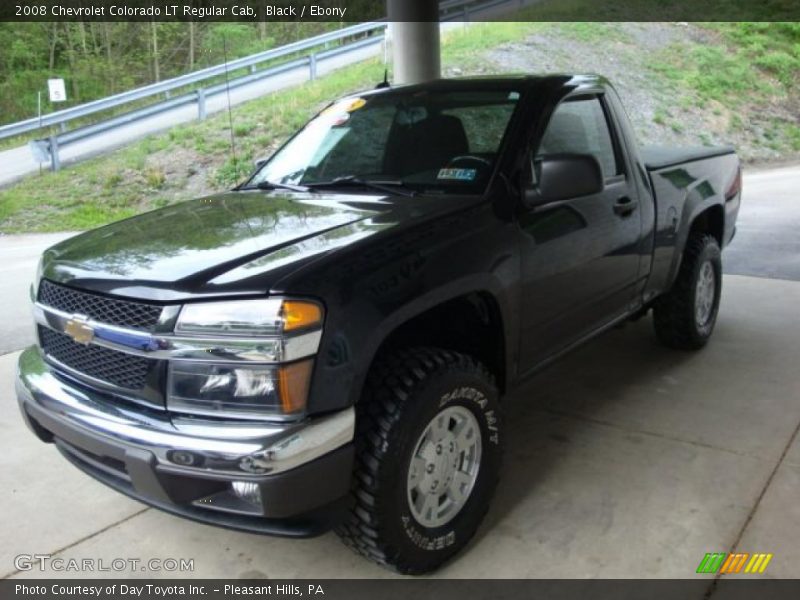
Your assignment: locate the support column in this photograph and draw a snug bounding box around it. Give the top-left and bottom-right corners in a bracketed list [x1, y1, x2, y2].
[387, 0, 441, 85]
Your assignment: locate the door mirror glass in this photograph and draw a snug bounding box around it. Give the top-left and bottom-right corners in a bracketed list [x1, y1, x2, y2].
[525, 154, 603, 207]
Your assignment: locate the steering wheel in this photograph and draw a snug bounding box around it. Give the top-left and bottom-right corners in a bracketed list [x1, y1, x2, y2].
[446, 155, 492, 168]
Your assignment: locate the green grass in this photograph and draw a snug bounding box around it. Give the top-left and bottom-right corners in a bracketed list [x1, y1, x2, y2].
[0, 62, 376, 232]
[646, 22, 798, 153]
[789, 125, 800, 152]
[650, 43, 774, 107]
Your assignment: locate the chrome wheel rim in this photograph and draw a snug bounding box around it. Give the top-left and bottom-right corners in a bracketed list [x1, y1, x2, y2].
[695, 261, 716, 326]
[406, 405, 482, 528]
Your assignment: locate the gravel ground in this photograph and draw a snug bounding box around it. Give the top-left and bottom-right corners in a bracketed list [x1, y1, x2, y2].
[451, 23, 797, 163]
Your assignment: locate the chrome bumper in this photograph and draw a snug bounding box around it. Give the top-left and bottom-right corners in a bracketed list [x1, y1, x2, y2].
[16, 346, 354, 478]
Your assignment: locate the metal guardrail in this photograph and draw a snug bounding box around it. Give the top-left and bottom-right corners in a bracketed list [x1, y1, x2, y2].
[7, 0, 529, 172]
[1, 20, 383, 141]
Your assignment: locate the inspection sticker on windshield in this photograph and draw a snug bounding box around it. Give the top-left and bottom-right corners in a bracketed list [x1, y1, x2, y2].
[345, 98, 367, 112]
[437, 168, 477, 181]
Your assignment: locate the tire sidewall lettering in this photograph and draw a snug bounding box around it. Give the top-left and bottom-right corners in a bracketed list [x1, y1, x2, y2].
[400, 382, 501, 551]
[438, 385, 500, 446]
[401, 515, 457, 550]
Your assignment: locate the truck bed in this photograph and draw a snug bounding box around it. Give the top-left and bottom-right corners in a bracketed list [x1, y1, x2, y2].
[641, 145, 736, 171]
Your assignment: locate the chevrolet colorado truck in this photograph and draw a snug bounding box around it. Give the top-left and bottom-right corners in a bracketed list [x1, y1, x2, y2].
[16, 75, 742, 573]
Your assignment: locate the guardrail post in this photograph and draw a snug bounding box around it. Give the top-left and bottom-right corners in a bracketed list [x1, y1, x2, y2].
[49, 135, 60, 172]
[196, 88, 206, 121]
[250, 64, 257, 74]
[309, 53, 318, 81]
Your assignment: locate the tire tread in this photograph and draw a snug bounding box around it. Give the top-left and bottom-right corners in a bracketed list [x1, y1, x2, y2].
[335, 347, 496, 574]
[653, 233, 720, 349]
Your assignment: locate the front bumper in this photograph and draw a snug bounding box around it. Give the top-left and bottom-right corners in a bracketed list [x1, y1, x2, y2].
[16, 346, 355, 537]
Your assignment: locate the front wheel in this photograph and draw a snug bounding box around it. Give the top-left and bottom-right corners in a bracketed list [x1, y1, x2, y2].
[653, 233, 722, 349]
[336, 348, 502, 574]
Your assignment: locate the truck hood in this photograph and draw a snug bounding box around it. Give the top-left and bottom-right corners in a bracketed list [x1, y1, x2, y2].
[41, 190, 448, 302]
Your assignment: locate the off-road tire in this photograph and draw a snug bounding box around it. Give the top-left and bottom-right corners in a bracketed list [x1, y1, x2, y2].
[653, 233, 722, 350]
[335, 347, 503, 574]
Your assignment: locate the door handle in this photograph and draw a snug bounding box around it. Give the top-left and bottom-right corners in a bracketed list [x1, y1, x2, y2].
[613, 196, 638, 216]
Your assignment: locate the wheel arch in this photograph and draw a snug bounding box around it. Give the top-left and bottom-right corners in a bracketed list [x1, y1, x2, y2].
[357, 281, 512, 403]
[667, 199, 725, 290]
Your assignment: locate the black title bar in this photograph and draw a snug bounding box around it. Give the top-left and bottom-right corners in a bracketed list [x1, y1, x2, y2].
[1, 0, 799, 23]
[5, 579, 800, 600]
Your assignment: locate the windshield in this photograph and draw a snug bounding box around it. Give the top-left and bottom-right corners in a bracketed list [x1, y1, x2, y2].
[248, 88, 521, 194]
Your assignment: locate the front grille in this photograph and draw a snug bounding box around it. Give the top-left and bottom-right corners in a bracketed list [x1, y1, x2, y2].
[39, 326, 155, 390]
[38, 280, 163, 331]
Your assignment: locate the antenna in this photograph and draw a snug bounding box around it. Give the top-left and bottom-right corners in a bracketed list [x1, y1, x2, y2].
[222, 34, 237, 175]
[375, 68, 390, 89]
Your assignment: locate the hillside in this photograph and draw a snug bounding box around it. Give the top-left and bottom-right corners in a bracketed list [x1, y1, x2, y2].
[0, 22, 797, 233]
[480, 23, 799, 161]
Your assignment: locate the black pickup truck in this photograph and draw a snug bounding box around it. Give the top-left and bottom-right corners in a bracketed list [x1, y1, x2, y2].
[17, 75, 741, 573]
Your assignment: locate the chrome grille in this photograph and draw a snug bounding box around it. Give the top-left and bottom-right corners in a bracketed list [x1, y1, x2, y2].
[38, 326, 154, 390]
[38, 280, 163, 331]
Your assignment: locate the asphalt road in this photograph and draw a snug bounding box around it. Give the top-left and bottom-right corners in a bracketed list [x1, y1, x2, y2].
[723, 163, 800, 281]
[0, 163, 797, 356]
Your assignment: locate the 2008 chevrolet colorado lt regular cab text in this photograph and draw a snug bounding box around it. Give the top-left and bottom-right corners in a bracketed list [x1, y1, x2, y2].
[16, 75, 741, 573]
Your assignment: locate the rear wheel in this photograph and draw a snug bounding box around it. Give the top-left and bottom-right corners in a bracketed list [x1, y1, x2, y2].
[653, 233, 722, 349]
[336, 347, 502, 574]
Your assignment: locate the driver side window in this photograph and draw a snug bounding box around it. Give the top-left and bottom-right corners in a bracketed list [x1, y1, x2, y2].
[536, 96, 620, 180]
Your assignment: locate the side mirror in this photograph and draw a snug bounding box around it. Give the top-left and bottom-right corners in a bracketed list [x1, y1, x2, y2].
[254, 157, 268, 169]
[524, 153, 603, 208]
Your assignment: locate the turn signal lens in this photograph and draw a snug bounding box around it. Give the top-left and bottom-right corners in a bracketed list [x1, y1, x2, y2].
[281, 300, 323, 332]
[167, 359, 314, 419]
[278, 359, 314, 414]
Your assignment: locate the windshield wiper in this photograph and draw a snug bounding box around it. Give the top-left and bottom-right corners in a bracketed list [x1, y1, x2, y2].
[306, 176, 417, 197]
[254, 180, 313, 193]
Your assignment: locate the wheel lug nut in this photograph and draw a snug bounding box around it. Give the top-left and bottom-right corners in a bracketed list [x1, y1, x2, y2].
[426, 464, 435, 473]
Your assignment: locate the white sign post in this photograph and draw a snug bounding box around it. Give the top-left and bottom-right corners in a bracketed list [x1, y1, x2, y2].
[47, 78, 67, 103]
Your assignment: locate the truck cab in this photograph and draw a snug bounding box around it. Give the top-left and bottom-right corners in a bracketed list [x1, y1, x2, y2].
[16, 74, 741, 573]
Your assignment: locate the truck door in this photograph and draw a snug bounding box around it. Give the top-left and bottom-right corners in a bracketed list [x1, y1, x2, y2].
[517, 94, 643, 373]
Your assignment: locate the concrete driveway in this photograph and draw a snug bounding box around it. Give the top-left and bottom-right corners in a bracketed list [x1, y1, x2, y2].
[0, 232, 75, 355]
[1, 165, 799, 586]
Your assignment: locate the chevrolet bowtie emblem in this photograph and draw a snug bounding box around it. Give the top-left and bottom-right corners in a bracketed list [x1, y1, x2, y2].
[64, 316, 94, 345]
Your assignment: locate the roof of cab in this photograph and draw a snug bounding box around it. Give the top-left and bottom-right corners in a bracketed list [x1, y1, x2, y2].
[355, 73, 607, 98]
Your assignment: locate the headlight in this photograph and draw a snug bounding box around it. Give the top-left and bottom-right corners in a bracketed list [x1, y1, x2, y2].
[168, 359, 313, 419]
[169, 297, 323, 420]
[176, 298, 323, 336]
